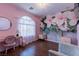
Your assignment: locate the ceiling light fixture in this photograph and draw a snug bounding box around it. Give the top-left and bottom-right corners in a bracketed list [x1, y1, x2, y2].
[36, 3, 48, 8]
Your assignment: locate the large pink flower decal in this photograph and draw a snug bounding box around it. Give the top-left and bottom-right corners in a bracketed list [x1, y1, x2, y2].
[58, 20, 69, 31]
[63, 11, 77, 20]
[56, 12, 66, 20]
[44, 16, 52, 27]
[63, 11, 78, 26]
[42, 11, 78, 32]
[55, 12, 67, 26]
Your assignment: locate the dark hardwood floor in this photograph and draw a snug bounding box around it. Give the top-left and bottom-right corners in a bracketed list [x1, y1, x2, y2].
[0, 40, 58, 56]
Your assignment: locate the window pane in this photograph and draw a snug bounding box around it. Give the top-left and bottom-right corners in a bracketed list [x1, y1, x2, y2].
[18, 16, 35, 37]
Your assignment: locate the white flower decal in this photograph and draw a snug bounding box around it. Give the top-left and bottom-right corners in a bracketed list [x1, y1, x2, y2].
[69, 20, 77, 26]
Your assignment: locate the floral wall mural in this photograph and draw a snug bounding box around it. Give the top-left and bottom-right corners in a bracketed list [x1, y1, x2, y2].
[41, 10, 78, 34]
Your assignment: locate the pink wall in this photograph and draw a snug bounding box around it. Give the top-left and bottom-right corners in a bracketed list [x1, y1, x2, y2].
[0, 3, 41, 41]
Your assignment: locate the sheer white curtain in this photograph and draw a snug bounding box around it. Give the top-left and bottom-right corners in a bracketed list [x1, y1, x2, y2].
[18, 16, 36, 38]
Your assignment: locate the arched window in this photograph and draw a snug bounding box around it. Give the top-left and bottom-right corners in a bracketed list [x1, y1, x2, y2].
[18, 16, 35, 37]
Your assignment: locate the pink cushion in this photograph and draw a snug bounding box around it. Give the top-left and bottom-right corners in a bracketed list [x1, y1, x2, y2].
[4, 35, 16, 44]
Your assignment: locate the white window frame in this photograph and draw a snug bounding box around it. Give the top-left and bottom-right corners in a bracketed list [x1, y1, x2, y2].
[17, 16, 36, 37]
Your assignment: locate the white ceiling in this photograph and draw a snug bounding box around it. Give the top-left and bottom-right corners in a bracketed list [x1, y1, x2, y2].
[15, 3, 74, 17]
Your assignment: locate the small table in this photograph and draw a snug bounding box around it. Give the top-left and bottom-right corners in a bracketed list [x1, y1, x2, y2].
[16, 36, 24, 46]
[16, 36, 27, 46]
